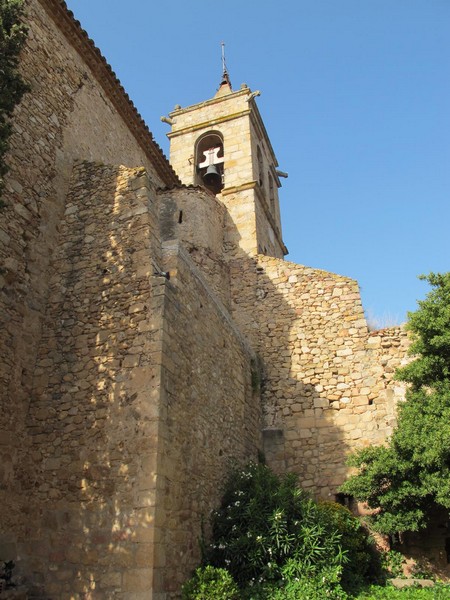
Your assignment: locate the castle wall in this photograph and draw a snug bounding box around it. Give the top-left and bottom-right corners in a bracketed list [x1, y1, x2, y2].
[230, 255, 409, 498]
[13, 163, 164, 597]
[154, 242, 262, 596]
[158, 187, 231, 309]
[0, 0, 176, 577]
[3, 158, 262, 597]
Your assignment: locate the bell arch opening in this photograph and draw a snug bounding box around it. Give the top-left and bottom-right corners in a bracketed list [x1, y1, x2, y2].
[195, 131, 225, 195]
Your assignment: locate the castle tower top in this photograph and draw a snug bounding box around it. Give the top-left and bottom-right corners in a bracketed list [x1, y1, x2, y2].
[166, 80, 288, 259]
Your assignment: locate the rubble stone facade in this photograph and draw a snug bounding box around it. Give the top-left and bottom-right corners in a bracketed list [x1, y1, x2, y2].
[2, 0, 439, 598]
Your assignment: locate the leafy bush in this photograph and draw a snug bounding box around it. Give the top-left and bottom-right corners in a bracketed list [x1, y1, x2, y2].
[205, 462, 347, 588]
[272, 561, 349, 599]
[380, 550, 406, 579]
[356, 582, 450, 599]
[183, 462, 433, 599]
[318, 501, 381, 590]
[198, 461, 377, 598]
[181, 565, 239, 600]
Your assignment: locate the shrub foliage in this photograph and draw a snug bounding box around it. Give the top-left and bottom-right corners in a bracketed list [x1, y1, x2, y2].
[183, 462, 376, 599]
[181, 566, 240, 600]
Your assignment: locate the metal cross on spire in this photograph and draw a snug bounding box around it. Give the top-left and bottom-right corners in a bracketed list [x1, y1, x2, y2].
[220, 41, 232, 89]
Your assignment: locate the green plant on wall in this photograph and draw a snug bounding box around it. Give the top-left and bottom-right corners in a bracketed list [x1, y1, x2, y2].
[0, 0, 29, 199]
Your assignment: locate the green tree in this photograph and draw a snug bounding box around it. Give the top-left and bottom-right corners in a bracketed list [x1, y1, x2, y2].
[0, 0, 29, 197]
[340, 273, 450, 534]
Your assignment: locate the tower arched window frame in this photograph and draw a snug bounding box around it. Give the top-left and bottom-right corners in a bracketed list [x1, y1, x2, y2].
[195, 131, 225, 195]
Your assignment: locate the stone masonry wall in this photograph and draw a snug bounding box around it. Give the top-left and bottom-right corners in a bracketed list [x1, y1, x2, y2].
[4, 160, 263, 598]
[10, 162, 164, 598]
[156, 241, 262, 597]
[0, 0, 176, 574]
[158, 187, 231, 310]
[230, 255, 409, 499]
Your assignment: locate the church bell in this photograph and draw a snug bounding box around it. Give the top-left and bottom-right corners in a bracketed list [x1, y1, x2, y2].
[203, 164, 222, 186]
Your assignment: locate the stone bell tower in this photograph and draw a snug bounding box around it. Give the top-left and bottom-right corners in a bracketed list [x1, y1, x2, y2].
[164, 63, 288, 259]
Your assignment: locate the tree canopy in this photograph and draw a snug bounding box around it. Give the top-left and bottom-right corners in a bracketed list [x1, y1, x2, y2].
[340, 273, 450, 534]
[0, 0, 29, 197]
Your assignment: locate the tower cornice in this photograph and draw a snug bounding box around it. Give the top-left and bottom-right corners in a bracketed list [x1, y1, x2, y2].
[168, 87, 250, 118]
[167, 109, 251, 139]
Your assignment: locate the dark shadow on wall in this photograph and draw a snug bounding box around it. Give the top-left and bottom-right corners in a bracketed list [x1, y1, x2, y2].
[225, 228, 409, 501]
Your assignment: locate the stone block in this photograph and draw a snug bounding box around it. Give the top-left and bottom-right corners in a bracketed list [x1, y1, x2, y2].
[122, 569, 153, 593]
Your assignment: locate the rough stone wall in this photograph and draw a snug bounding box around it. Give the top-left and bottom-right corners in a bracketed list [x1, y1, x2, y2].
[154, 241, 262, 597]
[16, 162, 164, 597]
[0, 0, 175, 578]
[230, 255, 409, 498]
[158, 187, 231, 309]
[2, 159, 262, 597]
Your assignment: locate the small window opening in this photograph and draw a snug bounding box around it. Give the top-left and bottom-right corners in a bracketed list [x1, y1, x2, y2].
[268, 172, 275, 213]
[257, 146, 264, 189]
[178, 210, 183, 224]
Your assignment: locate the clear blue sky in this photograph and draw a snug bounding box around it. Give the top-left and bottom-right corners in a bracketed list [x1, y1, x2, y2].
[65, 0, 450, 327]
